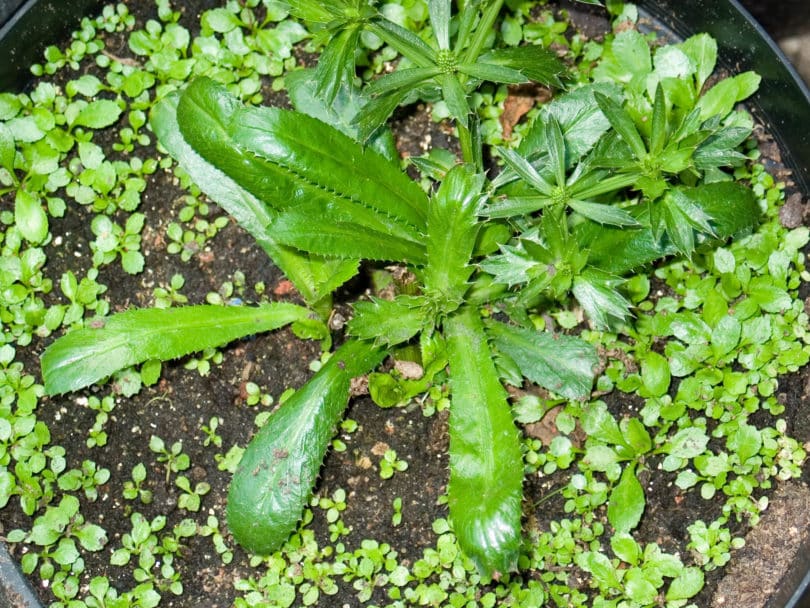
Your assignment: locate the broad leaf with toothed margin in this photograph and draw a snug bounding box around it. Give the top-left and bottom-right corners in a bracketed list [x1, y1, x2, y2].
[487, 321, 598, 400]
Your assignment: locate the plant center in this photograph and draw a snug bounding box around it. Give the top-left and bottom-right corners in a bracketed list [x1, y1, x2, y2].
[435, 49, 458, 74]
[551, 185, 569, 207]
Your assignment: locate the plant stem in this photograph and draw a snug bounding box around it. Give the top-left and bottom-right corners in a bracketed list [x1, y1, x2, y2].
[462, 0, 505, 65]
[458, 117, 483, 171]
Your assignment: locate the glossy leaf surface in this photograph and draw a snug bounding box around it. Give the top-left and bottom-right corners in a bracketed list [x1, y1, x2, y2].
[151, 91, 359, 306]
[424, 165, 484, 312]
[42, 303, 309, 395]
[227, 340, 384, 554]
[445, 306, 523, 578]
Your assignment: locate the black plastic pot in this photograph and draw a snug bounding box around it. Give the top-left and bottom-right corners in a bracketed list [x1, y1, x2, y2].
[0, 1, 808, 607]
[0, 0, 102, 90]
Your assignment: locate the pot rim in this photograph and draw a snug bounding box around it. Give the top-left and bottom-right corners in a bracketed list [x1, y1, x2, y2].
[0, 1, 808, 607]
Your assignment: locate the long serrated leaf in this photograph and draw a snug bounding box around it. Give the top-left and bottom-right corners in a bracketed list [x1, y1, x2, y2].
[314, 25, 363, 104]
[368, 17, 436, 67]
[428, 0, 451, 49]
[478, 46, 566, 86]
[498, 147, 554, 195]
[439, 73, 471, 128]
[151, 93, 359, 306]
[479, 244, 539, 287]
[173, 78, 298, 211]
[487, 321, 597, 399]
[594, 91, 647, 160]
[42, 303, 309, 395]
[271, 198, 426, 264]
[365, 66, 442, 96]
[545, 115, 567, 186]
[352, 87, 411, 142]
[569, 199, 640, 226]
[229, 100, 428, 231]
[482, 195, 552, 218]
[227, 340, 385, 554]
[445, 306, 523, 578]
[286, 69, 398, 161]
[650, 84, 666, 156]
[458, 62, 527, 85]
[424, 165, 484, 309]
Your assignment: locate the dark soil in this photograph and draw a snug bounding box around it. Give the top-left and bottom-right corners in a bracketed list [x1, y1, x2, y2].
[2, 1, 810, 607]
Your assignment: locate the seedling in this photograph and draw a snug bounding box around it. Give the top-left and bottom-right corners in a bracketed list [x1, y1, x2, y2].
[40, 0, 767, 579]
[123, 462, 153, 505]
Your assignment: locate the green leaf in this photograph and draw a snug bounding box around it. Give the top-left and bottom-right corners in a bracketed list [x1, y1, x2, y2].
[498, 147, 554, 194]
[748, 277, 792, 313]
[621, 418, 652, 456]
[284, 0, 336, 23]
[151, 91, 360, 305]
[15, 190, 48, 244]
[607, 463, 644, 533]
[285, 69, 397, 160]
[640, 351, 670, 397]
[611, 533, 641, 565]
[271, 200, 426, 264]
[352, 87, 411, 142]
[666, 567, 704, 601]
[75, 524, 108, 551]
[568, 200, 640, 226]
[348, 296, 428, 346]
[728, 423, 762, 464]
[42, 303, 310, 395]
[572, 269, 632, 328]
[368, 17, 436, 68]
[624, 568, 658, 605]
[521, 83, 617, 163]
[487, 321, 598, 400]
[72, 99, 122, 129]
[424, 165, 484, 310]
[314, 25, 363, 104]
[458, 62, 527, 85]
[228, 340, 384, 554]
[594, 91, 646, 159]
[365, 66, 442, 96]
[593, 29, 652, 86]
[696, 71, 761, 120]
[680, 33, 717, 91]
[201, 84, 428, 232]
[428, 0, 451, 50]
[711, 314, 741, 357]
[576, 551, 622, 590]
[581, 401, 625, 447]
[477, 46, 566, 86]
[665, 427, 709, 459]
[438, 73, 470, 127]
[0, 122, 14, 174]
[445, 307, 522, 578]
[202, 7, 240, 33]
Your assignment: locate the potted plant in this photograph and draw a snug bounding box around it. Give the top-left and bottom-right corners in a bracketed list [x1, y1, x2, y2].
[0, 1, 808, 606]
